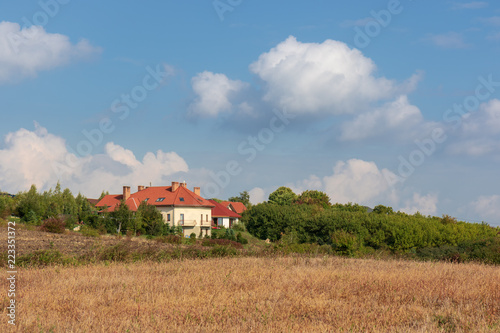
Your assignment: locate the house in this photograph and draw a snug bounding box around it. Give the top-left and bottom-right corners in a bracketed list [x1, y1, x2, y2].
[220, 201, 247, 222]
[96, 182, 214, 237]
[208, 200, 241, 229]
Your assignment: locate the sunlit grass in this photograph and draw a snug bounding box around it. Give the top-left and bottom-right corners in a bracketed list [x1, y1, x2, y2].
[2, 256, 499, 332]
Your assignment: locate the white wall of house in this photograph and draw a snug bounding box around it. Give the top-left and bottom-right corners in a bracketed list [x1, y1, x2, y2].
[158, 206, 212, 237]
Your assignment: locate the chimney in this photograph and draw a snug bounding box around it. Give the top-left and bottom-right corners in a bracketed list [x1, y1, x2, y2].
[138, 185, 145, 192]
[194, 187, 200, 196]
[123, 186, 131, 201]
[180, 181, 187, 188]
[171, 181, 179, 192]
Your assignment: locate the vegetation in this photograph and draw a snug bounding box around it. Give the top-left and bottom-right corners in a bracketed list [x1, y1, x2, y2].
[243, 187, 500, 264]
[5, 257, 500, 332]
[228, 190, 251, 207]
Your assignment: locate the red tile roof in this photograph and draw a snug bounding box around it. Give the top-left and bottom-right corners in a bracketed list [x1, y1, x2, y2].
[221, 201, 247, 214]
[96, 185, 214, 212]
[209, 200, 241, 218]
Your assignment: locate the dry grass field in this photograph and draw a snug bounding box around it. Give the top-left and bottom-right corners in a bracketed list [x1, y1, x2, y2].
[1, 256, 499, 332]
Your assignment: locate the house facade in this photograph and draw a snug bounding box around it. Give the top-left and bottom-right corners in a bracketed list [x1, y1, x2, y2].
[209, 200, 241, 229]
[96, 182, 214, 237]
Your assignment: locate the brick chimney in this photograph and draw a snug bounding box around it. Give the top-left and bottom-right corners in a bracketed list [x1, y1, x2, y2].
[138, 185, 145, 192]
[194, 187, 200, 196]
[123, 186, 131, 201]
[180, 181, 187, 188]
[171, 181, 179, 192]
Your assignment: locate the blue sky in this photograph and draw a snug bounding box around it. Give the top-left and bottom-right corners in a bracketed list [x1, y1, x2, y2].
[0, 0, 499, 226]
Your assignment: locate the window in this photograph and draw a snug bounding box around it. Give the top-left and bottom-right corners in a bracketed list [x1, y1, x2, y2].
[144, 198, 149, 202]
[167, 214, 171, 222]
[206, 214, 208, 222]
[179, 197, 185, 202]
[180, 214, 184, 225]
[201, 214, 203, 222]
[218, 218, 223, 226]
[156, 197, 165, 202]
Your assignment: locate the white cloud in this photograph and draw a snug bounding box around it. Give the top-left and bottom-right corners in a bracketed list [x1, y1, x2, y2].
[479, 16, 500, 26]
[339, 17, 375, 28]
[400, 193, 438, 216]
[288, 159, 442, 215]
[452, 2, 489, 10]
[340, 95, 427, 141]
[188, 71, 248, 117]
[423, 32, 471, 49]
[322, 159, 399, 206]
[249, 187, 266, 204]
[471, 195, 500, 224]
[0, 125, 188, 197]
[0, 21, 101, 84]
[248, 36, 417, 115]
[447, 99, 500, 156]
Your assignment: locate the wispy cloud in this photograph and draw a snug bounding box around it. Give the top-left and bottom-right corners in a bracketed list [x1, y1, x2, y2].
[452, 2, 489, 10]
[478, 16, 500, 26]
[339, 17, 375, 28]
[486, 31, 500, 40]
[422, 32, 472, 49]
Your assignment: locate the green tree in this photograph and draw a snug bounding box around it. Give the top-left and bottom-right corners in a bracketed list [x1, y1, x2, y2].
[228, 190, 251, 207]
[112, 200, 133, 234]
[268, 187, 297, 206]
[136, 202, 165, 236]
[16, 185, 44, 223]
[295, 190, 331, 208]
[0, 194, 15, 219]
[373, 205, 394, 215]
[98, 190, 109, 201]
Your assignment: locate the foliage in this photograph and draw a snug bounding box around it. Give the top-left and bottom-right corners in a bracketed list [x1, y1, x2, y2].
[79, 225, 101, 238]
[236, 232, 248, 244]
[372, 205, 394, 215]
[244, 201, 499, 260]
[295, 190, 331, 208]
[0, 193, 15, 218]
[202, 239, 243, 249]
[268, 187, 297, 206]
[111, 200, 133, 234]
[40, 217, 66, 234]
[228, 190, 251, 208]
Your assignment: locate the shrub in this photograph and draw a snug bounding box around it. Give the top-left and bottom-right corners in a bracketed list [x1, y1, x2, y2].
[209, 245, 239, 257]
[40, 217, 66, 234]
[232, 222, 246, 232]
[79, 225, 100, 238]
[190, 233, 196, 240]
[202, 239, 243, 249]
[156, 235, 182, 244]
[236, 232, 248, 244]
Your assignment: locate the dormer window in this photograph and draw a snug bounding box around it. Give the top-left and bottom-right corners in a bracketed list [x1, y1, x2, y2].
[179, 197, 185, 202]
[156, 197, 165, 202]
[144, 198, 149, 202]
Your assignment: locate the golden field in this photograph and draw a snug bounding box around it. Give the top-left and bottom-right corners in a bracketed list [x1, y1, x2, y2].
[1, 256, 499, 332]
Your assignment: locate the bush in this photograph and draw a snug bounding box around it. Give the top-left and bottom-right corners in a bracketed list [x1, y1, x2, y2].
[202, 239, 243, 249]
[79, 225, 100, 238]
[40, 217, 66, 234]
[156, 235, 182, 244]
[190, 233, 196, 240]
[236, 232, 248, 244]
[232, 222, 246, 232]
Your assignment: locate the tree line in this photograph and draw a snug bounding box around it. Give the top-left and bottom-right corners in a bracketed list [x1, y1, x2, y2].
[242, 187, 500, 262]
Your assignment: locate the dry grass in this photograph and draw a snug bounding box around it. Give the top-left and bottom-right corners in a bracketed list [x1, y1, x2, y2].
[1, 257, 499, 332]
